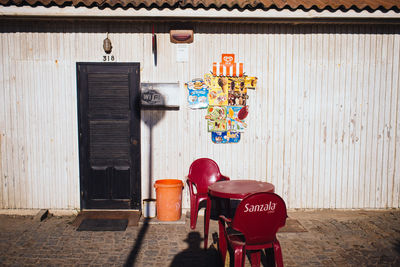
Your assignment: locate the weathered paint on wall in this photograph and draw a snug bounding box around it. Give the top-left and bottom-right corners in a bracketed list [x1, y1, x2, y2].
[0, 20, 399, 209]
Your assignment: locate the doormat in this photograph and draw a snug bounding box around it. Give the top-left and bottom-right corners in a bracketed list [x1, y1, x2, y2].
[77, 218, 128, 231]
[73, 210, 141, 231]
[278, 218, 307, 233]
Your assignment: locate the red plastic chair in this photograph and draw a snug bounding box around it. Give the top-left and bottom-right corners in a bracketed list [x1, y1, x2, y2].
[186, 158, 230, 230]
[218, 192, 287, 267]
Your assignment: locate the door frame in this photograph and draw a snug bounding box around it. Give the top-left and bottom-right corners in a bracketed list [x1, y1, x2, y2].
[76, 62, 141, 210]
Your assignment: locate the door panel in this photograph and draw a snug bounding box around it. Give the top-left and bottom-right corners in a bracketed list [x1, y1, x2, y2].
[89, 120, 130, 166]
[111, 167, 131, 199]
[77, 63, 141, 209]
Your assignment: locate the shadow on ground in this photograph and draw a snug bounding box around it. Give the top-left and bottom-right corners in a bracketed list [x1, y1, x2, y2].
[170, 232, 220, 267]
[124, 218, 150, 267]
[169, 231, 276, 267]
[395, 239, 400, 255]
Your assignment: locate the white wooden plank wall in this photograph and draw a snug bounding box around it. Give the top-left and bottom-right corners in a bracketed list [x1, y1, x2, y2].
[0, 21, 399, 209]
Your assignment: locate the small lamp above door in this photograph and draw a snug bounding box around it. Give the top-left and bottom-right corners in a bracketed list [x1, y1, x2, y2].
[103, 33, 112, 54]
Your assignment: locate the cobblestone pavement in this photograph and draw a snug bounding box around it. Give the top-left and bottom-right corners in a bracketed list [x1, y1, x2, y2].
[0, 209, 399, 267]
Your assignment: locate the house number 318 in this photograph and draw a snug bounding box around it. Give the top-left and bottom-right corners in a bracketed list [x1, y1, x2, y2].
[103, 55, 115, 61]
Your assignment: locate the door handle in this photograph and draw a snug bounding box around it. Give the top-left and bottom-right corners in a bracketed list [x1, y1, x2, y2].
[131, 138, 138, 145]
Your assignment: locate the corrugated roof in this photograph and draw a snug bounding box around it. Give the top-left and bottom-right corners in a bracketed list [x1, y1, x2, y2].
[0, 0, 399, 11]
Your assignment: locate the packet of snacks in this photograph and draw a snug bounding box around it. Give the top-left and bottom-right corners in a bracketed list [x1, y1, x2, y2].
[245, 76, 257, 90]
[186, 79, 209, 109]
[206, 74, 228, 106]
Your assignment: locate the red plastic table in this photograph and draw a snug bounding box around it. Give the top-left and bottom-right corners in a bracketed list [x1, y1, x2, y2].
[204, 180, 275, 249]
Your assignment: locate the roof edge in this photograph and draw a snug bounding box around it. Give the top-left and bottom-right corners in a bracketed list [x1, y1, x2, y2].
[1, 6, 400, 21]
[1, 1, 400, 13]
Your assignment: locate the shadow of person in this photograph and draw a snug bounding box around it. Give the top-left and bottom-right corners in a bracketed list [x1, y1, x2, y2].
[170, 232, 220, 267]
[395, 239, 400, 255]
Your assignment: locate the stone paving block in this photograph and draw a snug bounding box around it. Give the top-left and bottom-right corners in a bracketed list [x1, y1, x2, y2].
[1, 211, 400, 266]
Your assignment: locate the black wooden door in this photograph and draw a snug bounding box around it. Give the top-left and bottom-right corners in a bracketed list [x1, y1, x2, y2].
[77, 63, 141, 209]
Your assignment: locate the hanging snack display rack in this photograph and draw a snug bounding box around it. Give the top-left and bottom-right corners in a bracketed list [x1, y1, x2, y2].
[185, 53, 257, 144]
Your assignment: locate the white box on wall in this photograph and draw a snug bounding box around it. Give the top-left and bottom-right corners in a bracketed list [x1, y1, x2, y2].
[140, 83, 180, 109]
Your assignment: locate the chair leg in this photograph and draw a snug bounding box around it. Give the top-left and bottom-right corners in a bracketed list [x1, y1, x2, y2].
[218, 220, 227, 265]
[273, 239, 284, 267]
[249, 251, 261, 267]
[204, 196, 212, 249]
[190, 197, 199, 230]
[234, 247, 245, 267]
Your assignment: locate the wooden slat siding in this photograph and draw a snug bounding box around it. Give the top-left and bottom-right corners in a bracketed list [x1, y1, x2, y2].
[380, 31, 389, 208]
[352, 27, 361, 209]
[388, 29, 398, 208]
[24, 62, 33, 209]
[364, 28, 374, 208]
[357, 29, 365, 208]
[37, 35, 45, 208]
[338, 26, 347, 208]
[1, 34, 6, 207]
[1, 34, 7, 208]
[313, 25, 321, 208]
[283, 25, 291, 204]
[292, 26, 300, 208]
[392, 33, 400, 209]
[326, 27, 335, 208]
[10, 32, 17, 209]
[385, 32, 394, 208]
[339, 25, 347, 209]
[1, 21, 399, 209]
[387, 30, 397, 208]
[308, 25, 316, 208]
[370, 27, 380, 208]
[302, 26, 311, 208]
[345, 26, 353, 208]
[290, 25, 299, 208]
[16, 34, 24, 209]
[377, 26, 386, 208]
[322, 25, 331, 208]
[371, 27, 380, 209]
[379, 28, 389, 208]
[4, 32, 11, 208]
[25, 33, 32, 209]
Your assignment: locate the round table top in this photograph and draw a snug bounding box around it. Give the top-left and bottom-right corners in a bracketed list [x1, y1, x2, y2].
[208, 180, 275, 199]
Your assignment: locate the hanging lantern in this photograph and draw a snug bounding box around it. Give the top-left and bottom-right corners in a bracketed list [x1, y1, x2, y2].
[103, 33, 112, 54]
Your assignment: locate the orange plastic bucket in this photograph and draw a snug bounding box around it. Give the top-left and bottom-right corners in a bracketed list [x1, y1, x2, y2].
[154, 179, 184, 221]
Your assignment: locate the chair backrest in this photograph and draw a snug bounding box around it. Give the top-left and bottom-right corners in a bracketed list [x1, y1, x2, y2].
[232, 192, 287, 245]
[187, 158, 224, 194]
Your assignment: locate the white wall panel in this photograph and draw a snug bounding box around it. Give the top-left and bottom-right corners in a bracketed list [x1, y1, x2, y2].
[0, 20, 399, 209]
